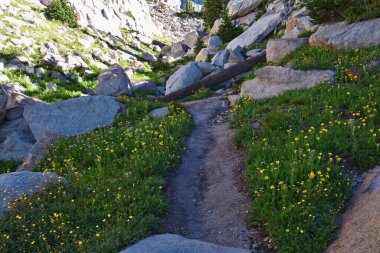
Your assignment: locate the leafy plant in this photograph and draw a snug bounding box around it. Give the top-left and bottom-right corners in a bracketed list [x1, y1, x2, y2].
[202, 0, 225, 28]
[194, 37, 205, 55]
[45, 0, 78, 28]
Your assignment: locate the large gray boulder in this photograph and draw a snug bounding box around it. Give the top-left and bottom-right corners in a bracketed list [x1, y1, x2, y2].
[195, 48, 209, 62]
[195, 62, 217, 75]
[132, 80, 161, 95]
[309, 18, 380, 50]
[148, 107, 170, 118]
[227, 12, 283, 50]
[233, 11, 258, 27]
[228, 46, 245, 63]
[165, 63, 203, 95]
[0, 171, 67, 218]
[67, 0, 157, 37]
[211, 49, 230, 67]
[0, 118, 31, 141]
[183, 31, 200, 49]
[120, 234, 250, 253]
[66, 55, 89, 72]
[266, 38, 308, 62]
[284, 16, 317, 38]
[5, 92, 46, 121]
[95, 65, 132, 96]
[227, 0, 264, 19]
[170, 43, 187, 58]
[23, 96, 120, 141]
[0, 131, 35, 161]
[207, 36, 223, 53]
[41, 52, 67, 69]
[17, 133, 59, 172]
[210, 19, 223, 35]
[241, 66, 335, 99]
[266, 0, 290, 14]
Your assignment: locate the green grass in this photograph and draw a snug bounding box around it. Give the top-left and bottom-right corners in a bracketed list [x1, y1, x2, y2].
[297, 30, 316, 38]
[1, 69, 96, 103]
[288, 46, 380, 71]
[0, 46, 23, 61]
[0, 161, 20, 174]
[0, 98, 193, 252]
[231, 46, 380, 252]
[181, 86, 215, 102]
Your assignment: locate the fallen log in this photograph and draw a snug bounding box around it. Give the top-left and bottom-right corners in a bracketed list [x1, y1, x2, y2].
[154, 52, 266, 102]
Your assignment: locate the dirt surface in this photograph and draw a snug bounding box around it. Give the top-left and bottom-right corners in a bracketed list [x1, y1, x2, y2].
[326, 167, 380, 253]
[164, 96, 257, 250]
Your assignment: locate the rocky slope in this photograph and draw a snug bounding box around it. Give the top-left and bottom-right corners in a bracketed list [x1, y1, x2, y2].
[66, 0, 158, 37]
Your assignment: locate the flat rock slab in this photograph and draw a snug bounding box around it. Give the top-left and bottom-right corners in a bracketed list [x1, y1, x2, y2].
[241, 66, 335, 99]
[121, 234, 250, 253]
[309, 18, 380, 50]
[0, 131, 35, 161]
[227, 0, 264, 19]
[326, 167, 380, 253]
[95, 65, 132, 96]
[24, 95, 120, 141]
[165, 63, 203, 95]
[227, 12, 283, 50]
[0, 171, 67, 218]
[266, 38, 308, 62]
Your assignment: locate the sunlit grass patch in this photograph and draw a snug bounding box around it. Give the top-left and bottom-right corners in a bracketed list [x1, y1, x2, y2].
[0, 98, 192, 252]
[231, 46, 380, 252]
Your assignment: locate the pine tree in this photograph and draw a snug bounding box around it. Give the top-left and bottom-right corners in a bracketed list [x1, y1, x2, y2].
[45, 0, 78, 28]
[194, 37, 204, 55]
[217, 9, 243, 43]
[202, 0, 225, 28]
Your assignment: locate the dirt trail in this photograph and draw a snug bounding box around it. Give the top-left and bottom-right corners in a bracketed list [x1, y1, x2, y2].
[164, 96, 254, 249]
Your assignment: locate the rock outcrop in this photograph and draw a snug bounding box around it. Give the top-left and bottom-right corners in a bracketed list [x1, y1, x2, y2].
[165, 63, 203, 95]
[66, 0, 158, 37]
[283, 16, 317, 38]
[309, 18, 380, 50]
[227, 0, 264, 19]
[23, 96, 120, 141]
[266, 38, 308, 62]
[227, 12, 283, 50]
[326, 167, 380, 253]
[241, 66, 335, 99]
[0, 131, 35, 161]
[95, 65, 132, 96]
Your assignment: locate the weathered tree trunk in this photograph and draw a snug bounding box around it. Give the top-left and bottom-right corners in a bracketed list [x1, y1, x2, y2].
[154, 52, 266, 102]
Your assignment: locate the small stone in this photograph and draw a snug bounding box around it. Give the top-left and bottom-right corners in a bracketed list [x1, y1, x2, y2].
[148, 107, 170, 118]
[47, 83, 58, 91]
[141, 53, 157, 63]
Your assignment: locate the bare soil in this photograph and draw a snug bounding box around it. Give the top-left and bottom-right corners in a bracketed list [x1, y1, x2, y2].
[164, 96, 270, 251]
